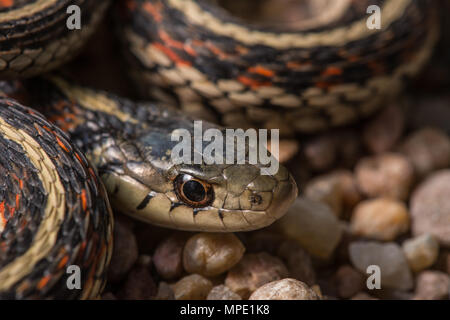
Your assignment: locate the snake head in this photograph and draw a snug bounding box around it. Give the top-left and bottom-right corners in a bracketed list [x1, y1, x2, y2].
[100, 117, 297, 232]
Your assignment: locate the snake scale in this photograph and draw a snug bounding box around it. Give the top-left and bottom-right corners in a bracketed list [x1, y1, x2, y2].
[0, 0, 439, 299]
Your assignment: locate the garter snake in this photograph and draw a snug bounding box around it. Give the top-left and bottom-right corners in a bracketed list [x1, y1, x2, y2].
[0, 0, 440, 299]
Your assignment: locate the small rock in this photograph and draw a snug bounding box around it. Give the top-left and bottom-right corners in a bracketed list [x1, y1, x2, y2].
[119, 259, 157, 300]
[333, 265, 365, 299]
[402, 234, 440, 272]
[351, 292, 378, 300]
[304, 175, 343, 217]
[363, 103, 405, 154]
[350, 198, 410, 241]
[400, 128, 450, 178]
[269, 139, 300, 163]
[303, 134, 337, 171]
[101, 292, 117, 300]
[153, 234, 186, 280]
[410, 170, 450, 246]
[225, 253, 289, 299]
[276, 197, 342, 259]
[183, 233, 245, 277]
[172, 274, 213, 300]
[276, 240, 316, 286]
[436, 249, 450, 274]
[335, 129, 363, 168]
[155, 282, 175, 300]
[355, 153, 414, 200]
[245, 231, 285, 255]
[413, 271, 450, 300]
[249, 278, 320, 300]
[107, 216, 139, 283]
[349, 241, 414, 290]
[207, 285, 242, 300]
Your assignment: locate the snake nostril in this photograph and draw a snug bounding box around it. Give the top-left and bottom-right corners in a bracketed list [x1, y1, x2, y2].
[249, 194, 263, 205]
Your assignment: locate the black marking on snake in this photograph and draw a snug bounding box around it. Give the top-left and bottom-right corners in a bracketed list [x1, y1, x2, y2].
[137, 191, 156, 210]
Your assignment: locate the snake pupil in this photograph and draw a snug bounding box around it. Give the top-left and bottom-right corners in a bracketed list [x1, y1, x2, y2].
[183, 180, 206, 202]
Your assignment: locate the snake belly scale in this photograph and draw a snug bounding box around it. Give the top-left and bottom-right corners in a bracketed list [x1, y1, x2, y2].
[0, 0, 440, 299]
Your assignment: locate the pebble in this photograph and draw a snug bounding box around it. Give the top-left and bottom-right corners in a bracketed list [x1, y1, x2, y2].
[334, 129, 363, 168]
[413, 271, 450, 300]
[248, 279, 320, 300]
[276, 197, 343, 259]
[402, 234, 440, 272]
[350, 198, 410, 241]
[304, 170, 362, 219]
[225, 253, 289, 299]
[351, 292, 378, 300]
[119, 256, 157, 300]
[363, 103, 405, 154]
[269, 139, 300, 163]
[333, 265, 365, 299]
[410, 170, 450, 246]
[153, 234, 187, 280]
[276, 240, 316, 286]
[245, 231, 285, 255]
[400, 128, 450, 178]
[355, 153, 414, 200]
[304, 175, 343, 217]
[349, 241, 414, 290]
[207, 285, 242, 300]
[303, 134, 337, 171]
[172, 274, 213, 300]
[155, 282, 175, 300]
[107, 216, 138, 283]
[436, 249, 450, 274]
[183, 233, 245, 277]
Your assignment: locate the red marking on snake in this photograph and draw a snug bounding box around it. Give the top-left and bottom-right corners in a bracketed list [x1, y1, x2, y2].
[154, 43, 191, 66]
[0, 201, 6, 227]
[56, 136, 70, 153]
[322, 66, 343, 77]
[0, 0, 13, 8]
[143, 1, 162, 22]
[248, 66, 274, 78]
[37, 275, 51, 290]
[81, 189, 88, 211]
[237, 76, 271, 89]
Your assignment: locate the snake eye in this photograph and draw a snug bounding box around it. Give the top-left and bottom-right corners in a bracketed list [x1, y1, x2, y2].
[174, 174, 214, 208]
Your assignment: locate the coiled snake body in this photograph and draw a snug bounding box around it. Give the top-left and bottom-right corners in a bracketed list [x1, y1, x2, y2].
[0, 0, 439, 299]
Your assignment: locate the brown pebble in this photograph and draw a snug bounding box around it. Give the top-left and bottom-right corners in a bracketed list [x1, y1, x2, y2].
[402, 234, 440, 273]
[101, 292, 117, 300]
[413, 271, 450, 300]
[119, 261, 157, 300]
[107, 216, 138, 283]
[410, 170, 450, 246]
[276, 240, 316, 286]
[249, 278, 320, 300]
[225, 253, 289, 299]
[363, 103, 405, 154]
[351, 292, 379, 300]
[350, 198, 410, 241]
[183, 233, 245, 277]
[153, 234, 187, 280]
[207, 285, 242, 300]
[155, 282, 175, 300]
[333, 265, 365, 299]
[245, 231, 285, 255]
[269, 139, 300, 163]
[304, 175, 343, 217]
[303, 134, 337, 171]
[355, 153, 414, 200]
[172, 274, 213, 300]
[400, 128, 450, 178]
